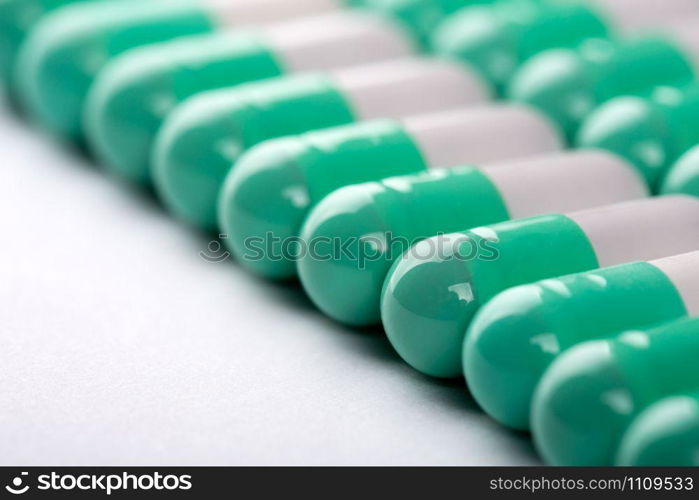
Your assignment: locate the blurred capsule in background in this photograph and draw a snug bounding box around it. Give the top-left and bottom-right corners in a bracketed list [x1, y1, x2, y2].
[432, 0, 698, 95]
[295, 146, 646, 327]
[465, 250, 699, 431]
[381, 196, 699, 377]
[533, 315, 699, 466]
[154, 58, 492, 229]
[617, 390, 699, 466]
[578, 83, 699, 190]
[14, 0, 352, 140]
[0, 0, 97, 84]
[509, 16, 699, 142]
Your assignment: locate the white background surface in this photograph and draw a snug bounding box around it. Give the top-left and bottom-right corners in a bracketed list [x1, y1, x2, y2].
[0, 93, 538, 466]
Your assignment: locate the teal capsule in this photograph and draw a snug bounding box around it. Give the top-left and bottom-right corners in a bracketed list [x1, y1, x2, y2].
[533, 316, 699, 466]
[381, 196, 699, 378]
[15, 0, 351, 140]
[219, 105, 561, 282]
[155, 62, 493, 229]
[508, 22, 699, 142]
[617, 391, 699, 466]
[464, 250, 699, 431]
[0, 0, 94, 83]
[661, 143, 699, 197]
[296, 149, 647, 326]
[578, 83, 699, 190]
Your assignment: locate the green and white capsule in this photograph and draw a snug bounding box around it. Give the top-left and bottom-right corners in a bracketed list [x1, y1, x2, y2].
[509, 17, 699, 142]
[15, 0, 350, 139]
[465, 250, 699, 431]
[617, 390, 699, 466]
[381, 196, 699, 378]
[156, 59, 493, 228]
[533, 315, 699, 466]
[578, 83, 699, 190]
[86, 8, 438, 185]
[432, 0, 699, 95]
[0, 0, 98, 83]
[222, 104, 562, 282]
[297, 148, 647, 327]
[661, 143, 699, 197]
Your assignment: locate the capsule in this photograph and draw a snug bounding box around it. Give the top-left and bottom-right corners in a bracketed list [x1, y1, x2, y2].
[155, 58, 492, 228]
[533, 315, 699, 466]
[578, 83, 699, 190]
[617, 391, 699, 466]
[432, 0, 698, 95]
[509, 17, 699, 142]
[14, 0, 352, 140]
[297, 148, 649, 326]
[465, 250, 699, 431]
[221, 104, 561, 282]
[661, 143, 699, 197]
[0, 0, 96, 83]
[86, 0, 466, 184]
[381, 196, 699, 378]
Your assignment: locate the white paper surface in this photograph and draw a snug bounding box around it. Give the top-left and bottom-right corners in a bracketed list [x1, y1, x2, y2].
[0, 95, 538, 466]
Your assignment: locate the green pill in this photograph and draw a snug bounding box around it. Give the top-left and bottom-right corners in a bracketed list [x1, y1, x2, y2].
[578, 83, 699, 189]
[381, 196, 699, 378]
[0, 0, 96, 83]
[296, 147, 644, 327]
[617, 391, 699, 466]
[533, 315, 699, 466]
[15, 0, 350, 140]
[86, 3, 438, 185]
[223, 104, 561, 283]
[465, 250, 699, 430]
[508, 18, 699, 142]
[661, 143, 699, 197]
[432, 0, 699, 95]
[156, 59, 492, 229]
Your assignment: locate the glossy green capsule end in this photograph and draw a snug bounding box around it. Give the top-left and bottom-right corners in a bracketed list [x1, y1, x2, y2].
[382, 236, 486, 378]
[532, 340, 632, 466]
[465, 283, 563, 430]
[617, 394, 699, 466]
[153, 89, 245, 230]
[219, 138, 312, 280]
[15, 0, 215, 140]
[298, 182, 405, 326]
